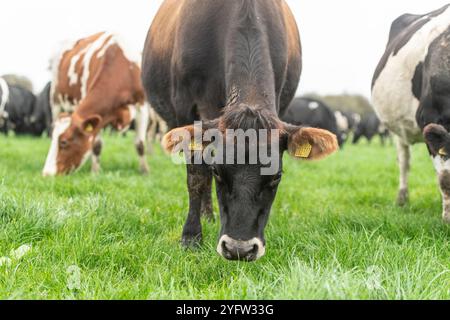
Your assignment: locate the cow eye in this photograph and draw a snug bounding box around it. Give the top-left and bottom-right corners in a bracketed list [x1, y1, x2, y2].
[59, 139, 69, 149]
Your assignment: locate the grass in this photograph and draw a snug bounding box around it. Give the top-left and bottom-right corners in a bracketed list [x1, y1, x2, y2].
[0, 134, 449, 300]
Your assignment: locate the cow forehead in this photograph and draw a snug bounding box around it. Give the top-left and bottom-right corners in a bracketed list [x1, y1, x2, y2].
[53, 117, 72, 139]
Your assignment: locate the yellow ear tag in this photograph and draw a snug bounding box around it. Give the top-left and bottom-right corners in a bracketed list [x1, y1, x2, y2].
[189, 140, 203, 151]
[295, 143, 313, 158]
[85, 124, 94, 133]
[439, 147, 447, 157]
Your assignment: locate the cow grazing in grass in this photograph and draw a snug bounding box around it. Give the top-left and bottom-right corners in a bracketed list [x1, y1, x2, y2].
[372, 4, 450, 222]
[335, 110, 361, 141]
[282, 97, 345, 146]
[142, 0, 338, 261]
[0, 77, 47, 137]
[33, 82, 53, 137]
[43, 32, 150, 176]
[352, 113, 390, 145]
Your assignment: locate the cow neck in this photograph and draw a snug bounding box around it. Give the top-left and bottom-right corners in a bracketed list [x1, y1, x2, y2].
[225, 1, 277, 115]
[73, 95, 113, 126]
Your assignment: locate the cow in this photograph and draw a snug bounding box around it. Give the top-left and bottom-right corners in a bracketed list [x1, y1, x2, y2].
[42, 32, 151, 176]
[372, 4, 450, 223]
[335, 110, 361, 140]
[0, 77, 46, 136]
[282, 97, 345, 146]
[142, 0, 338, 261]
[352, 113, 390, 145]
[32, 82, 53, 137]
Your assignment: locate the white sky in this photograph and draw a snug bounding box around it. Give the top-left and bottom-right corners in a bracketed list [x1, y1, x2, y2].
[0, 0, 448, 97]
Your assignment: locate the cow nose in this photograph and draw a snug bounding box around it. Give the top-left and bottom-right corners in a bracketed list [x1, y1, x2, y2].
[217, 235, 266, 262]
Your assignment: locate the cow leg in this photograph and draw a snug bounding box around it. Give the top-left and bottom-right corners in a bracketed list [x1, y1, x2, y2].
[183, 164, 211, 246]
[395, 137, 411, 206]
[146, 108, 157, 155]
[430, 155, 450, 223]
[91, 135, 102, 174]
[135, 103, 150, 175]
[200, 170, 214, 221]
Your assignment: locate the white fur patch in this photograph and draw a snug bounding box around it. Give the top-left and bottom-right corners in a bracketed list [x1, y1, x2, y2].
[0, 78, 9, 118]
[68, 47, 89, 86]
[432, 155, 450, 175]
[217, 235, 266, 260]
[335, 111, 349, 132]
[308, 102, 319, 110]
[372, 7, 450, 144]
[80, 32, 113, 100]
[42, 117, 71, 176]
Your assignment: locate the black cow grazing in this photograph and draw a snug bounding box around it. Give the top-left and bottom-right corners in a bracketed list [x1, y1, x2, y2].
[142, 0, 338, 261]
[33, 82, 53, 137]
[353, 113, 389, 145]
[0, 77, 42, 136]
[282, 97, 345, 146]
[372, 4, 450, 223]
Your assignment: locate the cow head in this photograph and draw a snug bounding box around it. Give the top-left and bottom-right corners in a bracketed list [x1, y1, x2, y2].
[42, 113, 102, 176]
[163, 105, 339, 261]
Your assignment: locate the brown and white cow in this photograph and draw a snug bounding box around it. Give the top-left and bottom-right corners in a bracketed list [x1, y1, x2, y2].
[43, 32, 150, 176]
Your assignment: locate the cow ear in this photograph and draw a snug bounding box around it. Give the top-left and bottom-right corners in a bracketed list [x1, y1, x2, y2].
[162, 125, 196, 154]
[424, 124, 450, 155]
[285, 125, 339, 160]
[80, 115, 102, 136]
[162, 120, 219, 154]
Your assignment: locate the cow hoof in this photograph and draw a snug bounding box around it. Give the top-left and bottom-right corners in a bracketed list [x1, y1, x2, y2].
[181, 235, 202, 248]
[201, 209, 215, 222]
[91, 167, 101, 175]
[396, 189, 409, 206]
[140, 165, 150, 176]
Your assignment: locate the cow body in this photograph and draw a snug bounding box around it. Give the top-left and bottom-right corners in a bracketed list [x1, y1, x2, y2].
[33, 82, 53, 137]
[143, 0, 338, 261]
[353, 113, 390, 145]
[0, 78, 45, 136]
[372, 4, 450, 222]
[43, 32, 150, 176]
[282, 97, 344, 146]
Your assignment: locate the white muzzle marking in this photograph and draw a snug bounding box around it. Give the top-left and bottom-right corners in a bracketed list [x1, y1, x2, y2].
[42, 117, 71, 177]
[217, 235, 266, 261]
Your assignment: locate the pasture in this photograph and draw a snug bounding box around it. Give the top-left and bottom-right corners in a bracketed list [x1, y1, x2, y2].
[0, 135, 448, 300]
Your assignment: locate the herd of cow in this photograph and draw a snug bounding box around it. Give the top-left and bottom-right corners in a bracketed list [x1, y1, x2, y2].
[1, 1, 450, 262]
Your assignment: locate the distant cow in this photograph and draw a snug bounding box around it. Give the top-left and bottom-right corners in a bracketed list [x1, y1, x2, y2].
[372, 4, 450, 222]
[142, 0, 338, 261]
[0, 77, 47, 136]
[335, 110, 361, 139]
[282, 97, 345, 146]
[33, 82, 53, 137]
[42, 32, 150, 176]
[353, 113, 390, 145]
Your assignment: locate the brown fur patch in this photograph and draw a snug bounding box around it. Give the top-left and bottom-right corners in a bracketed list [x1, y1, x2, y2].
[288, 127, 339, 161]
[162, 125, 196, 153]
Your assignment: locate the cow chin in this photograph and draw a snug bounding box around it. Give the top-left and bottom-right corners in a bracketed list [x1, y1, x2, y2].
[217, 235, 266, 262]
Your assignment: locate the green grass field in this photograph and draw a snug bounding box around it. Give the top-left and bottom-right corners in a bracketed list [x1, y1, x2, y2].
[0, 134, 448, 300]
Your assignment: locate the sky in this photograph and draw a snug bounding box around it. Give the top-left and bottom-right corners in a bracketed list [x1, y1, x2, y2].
[0, 0, 449, 98]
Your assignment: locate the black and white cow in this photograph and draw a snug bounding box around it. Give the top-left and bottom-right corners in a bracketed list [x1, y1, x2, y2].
[33, 82, 53, 137]
[335, 110, 361, 142]
[282, 97, 345, 146]
[372, 4, 450, 222]
[352, 113, 390, 145]
[0, 77, 46, 136]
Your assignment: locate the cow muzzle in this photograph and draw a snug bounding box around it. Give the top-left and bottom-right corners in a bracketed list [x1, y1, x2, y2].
[217, 235, 266, 262]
